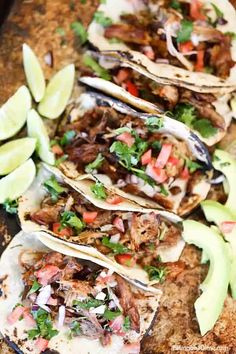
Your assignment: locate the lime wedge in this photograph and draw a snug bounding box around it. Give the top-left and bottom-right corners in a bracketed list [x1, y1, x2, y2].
[0, 86, 31, 141]
[27, 109, 55, 165]
[0, 137, 36, 175]
[23, 43, 46, 102]
[0, 159, 36, 203]
[38, 64, 75, 119]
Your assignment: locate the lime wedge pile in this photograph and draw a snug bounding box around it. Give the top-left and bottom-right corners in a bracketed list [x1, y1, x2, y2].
[0, 159, 36, 203]
[0, 138, 36, 175]
[23, 43, 45, 102]
[0, 86, 31, 141]
[27, 109, 55, 165]
[38, 64, 75, 119]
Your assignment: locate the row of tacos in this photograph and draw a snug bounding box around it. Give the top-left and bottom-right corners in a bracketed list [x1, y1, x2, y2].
[1, 0, 236, 352]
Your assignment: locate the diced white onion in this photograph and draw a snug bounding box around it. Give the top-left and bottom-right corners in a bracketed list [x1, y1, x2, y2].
[89, 305, 106, 314]
[36, 285, 52, 306]
[100, 224, 114, 232]
[95, 291, 106, 301]
[57, 305, 66, 328]
[110, 234, 121, 244]
[142, 183, 156, 197]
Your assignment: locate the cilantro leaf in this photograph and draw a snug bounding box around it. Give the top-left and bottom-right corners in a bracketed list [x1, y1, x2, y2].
[144, 265, 166, 283]
[170, 0, 181, 10]
[3, 199, 18, 214]
[71, 21, 88, 45]
[185, 159, 201, 173]
[211, 3, 223, 18]
[102, 236, 130, 254]
[225, 32, 236, 40]
[28, 309, 58, 340]
[55, 154, 68, 167]
[85, 153, 104, 173]
[91, 181, 107, 200]
[174, 103, 196, 127]
[160, 184, 169, 196]
[73, 298, 104, 309]
[60, 130, 76, 146]
[192, 119, 217, 138]
[93, 11, 112, 27]
[177, 20, 193, 43]
[60, 211, 85, 231]
[69, 321, 81, 338]
[28, 280, 41, 296]
[122, 316, 131, 332]
[83, 54, 111, 80]
[145, 116, 164, 131]
[103, 309, 122, 320]
[55, 27, 65, 36]
[44, 176, 66, 202]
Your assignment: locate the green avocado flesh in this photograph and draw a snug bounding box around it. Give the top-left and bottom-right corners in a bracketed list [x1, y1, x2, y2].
[201, 200, 236, 299]
[183, 220, 231, 336]
[213, 149, 236, 217]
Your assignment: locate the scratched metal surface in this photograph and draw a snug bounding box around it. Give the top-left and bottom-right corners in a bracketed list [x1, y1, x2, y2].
[0, 1, 236, 354]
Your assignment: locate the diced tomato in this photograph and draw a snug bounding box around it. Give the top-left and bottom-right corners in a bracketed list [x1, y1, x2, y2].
[155, 144, 172, 168]
[23, 312, 36, 327]
[52, 223, 73, 237]
[195, 50, 205, 72]
[7, 306, 26, 325]
[51, 144, 64, 156]
[35, 337, 49, 352]
[141, 149, 152, 166]
[180, 166, 190, 180]
[179, 41, 194, 53]
[116, 132, 135, 148]
[106, 195, 124, 205]
[115, 254, 135, 267]
[125, 81, 139, 97]
[82, 211, 98, 223]
[113, 217, 125, 232]
[35, 265, 60, 286]
[190, 0, 206, 21]
[123, 342, 141, 354]
[168, 156, 180, 166]
[146, 163, 167, 184]
[220, 221, 236, 234]
[115, 69, 130, 84]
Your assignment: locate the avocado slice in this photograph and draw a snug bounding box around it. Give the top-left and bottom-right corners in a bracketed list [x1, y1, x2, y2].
[201, 200, 236, 298]
[183, 220, 231, 335]
[213, 149, 236, 217]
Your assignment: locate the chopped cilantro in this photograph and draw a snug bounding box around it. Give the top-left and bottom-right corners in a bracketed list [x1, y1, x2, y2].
[144, 265, 166, 283]
[28, 309, 58, 340]
[108, 38, 122, 43]
[211, 3, 223, 19]
[60, 130, 76, 146]
[71, 21, 88, 45]
[55, 27, 65, 36]
[122, 316, 131, 332]
[151, 141, 162, 151]
[174, 104, 217, 138]
[220, 162, 231, 167]
[44, 175, 66, 202]
[3, 199, 18, 214]
[73, 298, 104, 309]
[91, 181, 107, 200]
[160, 184, 169, 196]
[69, 321, 81, 338]
[192, 119, 217, 138]
[60, 211, 85, 231]
[85, 153, 104, 173]
[185, 159, 201, 173]
[130, 167, 156, 186]
[80, 0, 86, 3]
[83, 54, 111, 80]
[100, 0, 106, 3]
[177, 20, 193, 43]
[170, 0, 181, 10]
[103, 309, 121, 320]
[93, 11, 112, 27]
[225, 32, 236, 40]
[55, 154, 68, 167]
[28, 280, 41, 296]
[145, 116, 164, 131]
[102, 236, 130, 254]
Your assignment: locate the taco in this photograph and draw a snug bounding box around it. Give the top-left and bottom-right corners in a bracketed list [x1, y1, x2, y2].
[50, 92, 212, 216]
[19, 166, 185, 289]
[0, 231, 161, 354]
[87, 0, 236, 92]
[80, 50, 235, 146]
